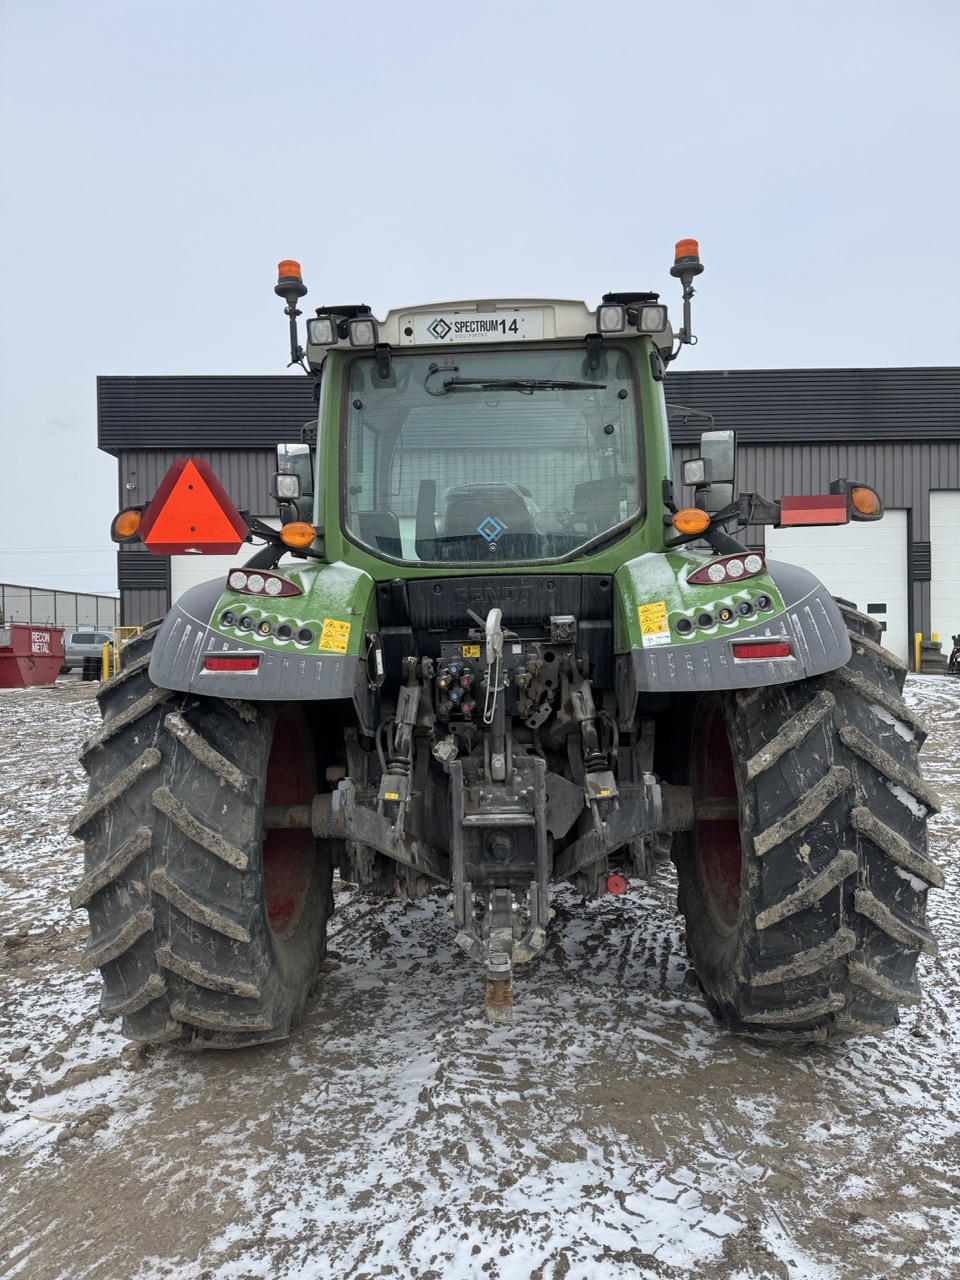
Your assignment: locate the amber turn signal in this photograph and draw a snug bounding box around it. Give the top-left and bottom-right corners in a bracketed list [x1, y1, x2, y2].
[112, 508, 143, 541]
[850, 485, 881, 517]
[672, 508, 712, 536]
[280, 521, 317, 548]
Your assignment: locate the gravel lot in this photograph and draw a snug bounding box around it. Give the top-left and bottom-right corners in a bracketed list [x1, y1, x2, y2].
[1, 674, 958, 1280]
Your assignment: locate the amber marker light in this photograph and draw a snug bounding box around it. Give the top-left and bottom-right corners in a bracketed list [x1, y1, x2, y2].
[851, 486, 882, 517]
[280, 521, 317, 548]
[674, 238, 701, 262]
[111, 508, 143, 541]
[672, 508, 712, 536]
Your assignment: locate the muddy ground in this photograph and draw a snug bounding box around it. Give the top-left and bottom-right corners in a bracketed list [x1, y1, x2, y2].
[0, 675, 958, 1280]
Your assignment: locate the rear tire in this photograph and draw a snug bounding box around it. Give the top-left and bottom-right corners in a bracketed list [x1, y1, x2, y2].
[673, 601, 943, 1041]
[71, 627, 334, 1049]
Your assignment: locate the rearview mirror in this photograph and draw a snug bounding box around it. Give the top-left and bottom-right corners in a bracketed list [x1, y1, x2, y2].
[687, 428, 736, 513]
[272, 442, 314, 523]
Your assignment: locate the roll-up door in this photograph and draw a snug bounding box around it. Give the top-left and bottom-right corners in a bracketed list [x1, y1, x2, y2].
[930, 492, 960, 650]
[765, 509, 908, 664]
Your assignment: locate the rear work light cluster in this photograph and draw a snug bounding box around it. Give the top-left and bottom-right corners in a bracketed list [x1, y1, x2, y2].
[226, 569, 301, 598]
[687, 553, 766, 586]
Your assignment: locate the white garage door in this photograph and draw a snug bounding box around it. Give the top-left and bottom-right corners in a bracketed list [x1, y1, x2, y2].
[170, 519, 281, 607]
[930, 491, 960, 649]
[170, 553, 243, 607]
[766, 509, 908, 664]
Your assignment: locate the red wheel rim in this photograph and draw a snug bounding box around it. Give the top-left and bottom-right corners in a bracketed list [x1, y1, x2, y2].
[691, 695, 742, 934]
[263, 706, 314, 938]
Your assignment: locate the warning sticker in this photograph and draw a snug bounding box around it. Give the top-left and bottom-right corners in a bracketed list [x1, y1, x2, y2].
[319, 618, 352, 653]
[638, 601, 671, 648]
[462, 644, 481, 658]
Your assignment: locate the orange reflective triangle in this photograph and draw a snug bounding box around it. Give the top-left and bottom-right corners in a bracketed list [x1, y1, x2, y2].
[140, 458, 249, 555]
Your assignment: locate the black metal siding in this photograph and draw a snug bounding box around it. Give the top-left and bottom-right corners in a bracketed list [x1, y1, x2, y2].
[116, 448, 278, 513]
[666, 367, 960, 443]
[98, 376, 317, 453]
[99, 368, 960, 452]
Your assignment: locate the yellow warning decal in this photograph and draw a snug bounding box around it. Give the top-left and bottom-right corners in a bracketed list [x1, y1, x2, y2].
[462, 644, 481, 658]
[638, 601, 671, 648]
[383, 792, 400, 801]
[319, 618, 352, 653]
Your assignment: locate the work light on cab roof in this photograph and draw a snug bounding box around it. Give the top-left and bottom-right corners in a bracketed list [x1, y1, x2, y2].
[280, 244, 699, 372]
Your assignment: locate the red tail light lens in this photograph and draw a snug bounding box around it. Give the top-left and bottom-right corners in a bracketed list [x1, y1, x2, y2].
[204, 656, 260, 672]
[732, 642, 792, 660]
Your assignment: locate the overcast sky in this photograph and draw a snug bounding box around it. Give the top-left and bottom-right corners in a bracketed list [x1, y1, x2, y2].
[1, 0, 958, 596]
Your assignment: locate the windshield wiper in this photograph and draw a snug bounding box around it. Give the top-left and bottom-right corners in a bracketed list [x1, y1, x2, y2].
[426, 375, 605, 397]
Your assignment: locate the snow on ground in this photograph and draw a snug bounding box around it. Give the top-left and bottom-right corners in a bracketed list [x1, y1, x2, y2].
[0, 676, 958, 1280]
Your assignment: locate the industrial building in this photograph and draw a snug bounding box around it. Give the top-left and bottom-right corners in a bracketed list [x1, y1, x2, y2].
[98, 367, 960, 667]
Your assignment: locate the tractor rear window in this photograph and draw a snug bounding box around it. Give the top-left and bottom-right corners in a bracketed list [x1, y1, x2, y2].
[342, 345, 642, 564]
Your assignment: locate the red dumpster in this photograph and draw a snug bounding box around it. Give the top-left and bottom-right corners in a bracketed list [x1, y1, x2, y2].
[0, 624, 65, 688]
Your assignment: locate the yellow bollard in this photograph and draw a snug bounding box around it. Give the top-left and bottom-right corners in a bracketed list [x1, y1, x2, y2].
[932, 632, 939, 643]
[101, 642, 110, 682]
[915, 632, 922, 673]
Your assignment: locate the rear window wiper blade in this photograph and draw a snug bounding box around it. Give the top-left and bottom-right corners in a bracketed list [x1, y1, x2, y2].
[426, 376, 605, 396]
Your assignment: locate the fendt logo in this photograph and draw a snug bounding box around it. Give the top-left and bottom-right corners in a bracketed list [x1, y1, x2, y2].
[426, 317, 452, 340]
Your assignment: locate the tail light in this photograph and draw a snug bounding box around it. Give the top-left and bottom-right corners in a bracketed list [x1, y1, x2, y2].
[226, 570, 302, 598]
[732, 641, 792, 660]
[204, 656, 261, 672]
[688, 553, 766, 586]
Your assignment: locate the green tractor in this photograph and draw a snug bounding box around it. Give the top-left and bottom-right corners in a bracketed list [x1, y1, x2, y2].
[73, 241, 942, 1048]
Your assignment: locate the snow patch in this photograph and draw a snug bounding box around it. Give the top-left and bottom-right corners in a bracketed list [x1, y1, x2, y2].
[895, 866, 929, 893]
[885, 781, 928, 819]
[870, 702, 915, 741]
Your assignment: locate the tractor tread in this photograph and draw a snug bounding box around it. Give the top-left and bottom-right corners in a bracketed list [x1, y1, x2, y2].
[744, 689, 836, 781]
[81, 908, 154, 970]
[752, 765, 851, 857]
[99, 972, 167, 1018]
[827, 665, 928, 742]
[156, 945, 262, 998]
[744, 992, 846, 1026]
[747, 926, 857, 987]
[70, 748, 162, 835]
[834, 599, 883, 642]
[152, 785, 249, 869]
[851, 631, 908, 674]
[853, 887, 938, 955]
[169, 999, 274, 1033]
[71, 825, 153, 908]
[850, 806, 945, 889]
[81, 687, 172, 759]
[839, 725, 941, 813]
[149, 867, 251, 942]
[755, 848, 857, 930]
[847, 958, 922, 1005]
[163, 710, 252, 792]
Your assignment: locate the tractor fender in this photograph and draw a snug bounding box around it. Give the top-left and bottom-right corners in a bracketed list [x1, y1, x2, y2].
[148, 570, 379, 732]
[616, 561, 852, 715]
